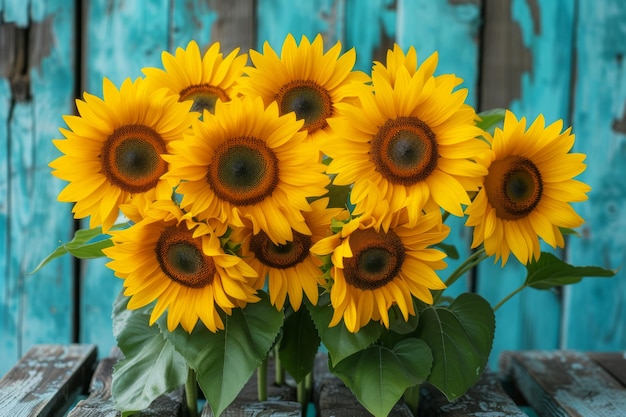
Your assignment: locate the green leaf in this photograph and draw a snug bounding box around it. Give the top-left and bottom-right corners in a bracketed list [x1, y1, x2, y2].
[435, 242, 459, 260]
[29, 223, 127, 274]
[307, 299, 382, 366]
[416, 293, 495, 401]
[476, 108, 505, 135]
[326, 182, 352, 209]
[110, 292, 188, 416]
[525, 252, 616, 290]
[160, 292, 283, 417]
[278, 307, 321, 382]
[330, 338, 432, 417]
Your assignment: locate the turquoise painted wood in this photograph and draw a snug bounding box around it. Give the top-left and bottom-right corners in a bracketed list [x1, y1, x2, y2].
[0, 0, 76, 377]
[566, 0, 626, 350]
[1, 0, 625, 389]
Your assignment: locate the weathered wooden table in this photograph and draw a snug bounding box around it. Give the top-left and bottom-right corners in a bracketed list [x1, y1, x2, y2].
[1, 344, 625, 416]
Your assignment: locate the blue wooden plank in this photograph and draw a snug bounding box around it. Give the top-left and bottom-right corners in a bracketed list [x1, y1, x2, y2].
[84, 0, 170, 93]
[344, 0, 396, 72]
[1, 0, 28, 26]
[256, 0, 344, 49]
[0, 0, 76, 377]
[0, 79, 15, 378]
[80, 0, 171, 355]
[397, 0, 481, 107]
[170, 0, 217, 49]
[565, 0, 626, 350]
[22, 0, 76, 352]
[476, 0, 576, 368]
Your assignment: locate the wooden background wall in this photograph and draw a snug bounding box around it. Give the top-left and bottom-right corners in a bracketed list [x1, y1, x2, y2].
[1, 0, 625, 377]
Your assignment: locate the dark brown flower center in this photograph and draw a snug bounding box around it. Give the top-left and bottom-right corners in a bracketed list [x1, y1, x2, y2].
[249, 230, 311, 269]
[484, 155, 543, 220]
[206, 136, 279, 206]
[343, 228, 405, 290]
[155, 224, 216, 288]
[101, 124, 168, 193]
[179, 83, 229, 114]
[276, 80, 332, 133]
[371, 116, 439, 185]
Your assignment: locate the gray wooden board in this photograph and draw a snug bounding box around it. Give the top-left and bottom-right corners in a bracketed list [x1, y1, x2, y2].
[499, 350, 626, 416]
[419, 369, 527, 416]
[0, 344, 97, 417]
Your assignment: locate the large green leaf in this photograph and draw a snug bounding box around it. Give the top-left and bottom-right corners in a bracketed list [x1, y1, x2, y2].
[278, 307, 321, 382]
[307, 299, 382, 366]
[111, 293, 188, 417]
[29, 223, 127, 274]
[525, 252, 616, 290]
[160, 292, 284, 417]
[330, 338, 432, 417]
[416, 293, 495, 400]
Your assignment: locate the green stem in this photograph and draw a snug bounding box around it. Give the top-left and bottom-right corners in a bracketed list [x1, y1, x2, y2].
[274, 345, 285, 385]
[433, 247, 488, 304]
[297, 376, 310, 417]
[493, 284, 527, 311]
[257, 357, 268, 401]
[403, 384, 421, 416]
[185, 367, 198, 417]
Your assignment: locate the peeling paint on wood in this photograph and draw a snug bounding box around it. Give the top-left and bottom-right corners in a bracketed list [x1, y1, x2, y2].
[565, 0, 626, 352]
[479, 0, 533, 110]
[500, 350, 626, 416]
[419, 369, 527, 416]
[0, 0, 76, 378]
[0, 344, 97, 416]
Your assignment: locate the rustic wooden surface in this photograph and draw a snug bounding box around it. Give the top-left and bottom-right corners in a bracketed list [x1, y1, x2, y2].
[500, 350, 626, 416]
[0, 344, 97, 416]
[1, 0, 625, 381]
[418, 369, 528, 416]
[3, 346, 626, 416]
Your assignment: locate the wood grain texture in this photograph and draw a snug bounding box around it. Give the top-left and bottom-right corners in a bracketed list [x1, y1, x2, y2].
[565, 0, 626, 352]
[0, 344, 97, 416]
[419, 369, 527, 416]
[345, 0, 396, 72]
[500, 350, 626, 416]
[0, 0, 76, 377]
[256, 0, 343, 50]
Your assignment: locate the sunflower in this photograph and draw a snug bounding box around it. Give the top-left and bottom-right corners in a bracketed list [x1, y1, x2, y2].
[465, 110, 590, 265]
[236, 34, 368, 147]
[235, 198, 348, 311]
[372, 44, 436, 85]
[103, 200, 259, 333]
[163, 95, 330, 245]
[50, 77, 196, 232]
[310, 209, 449, 333]
[142, 40, 247, 114]
[324, 48, 489, 226]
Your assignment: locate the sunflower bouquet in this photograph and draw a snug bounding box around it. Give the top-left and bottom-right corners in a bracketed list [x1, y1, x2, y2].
[38, 34, 614, 417]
